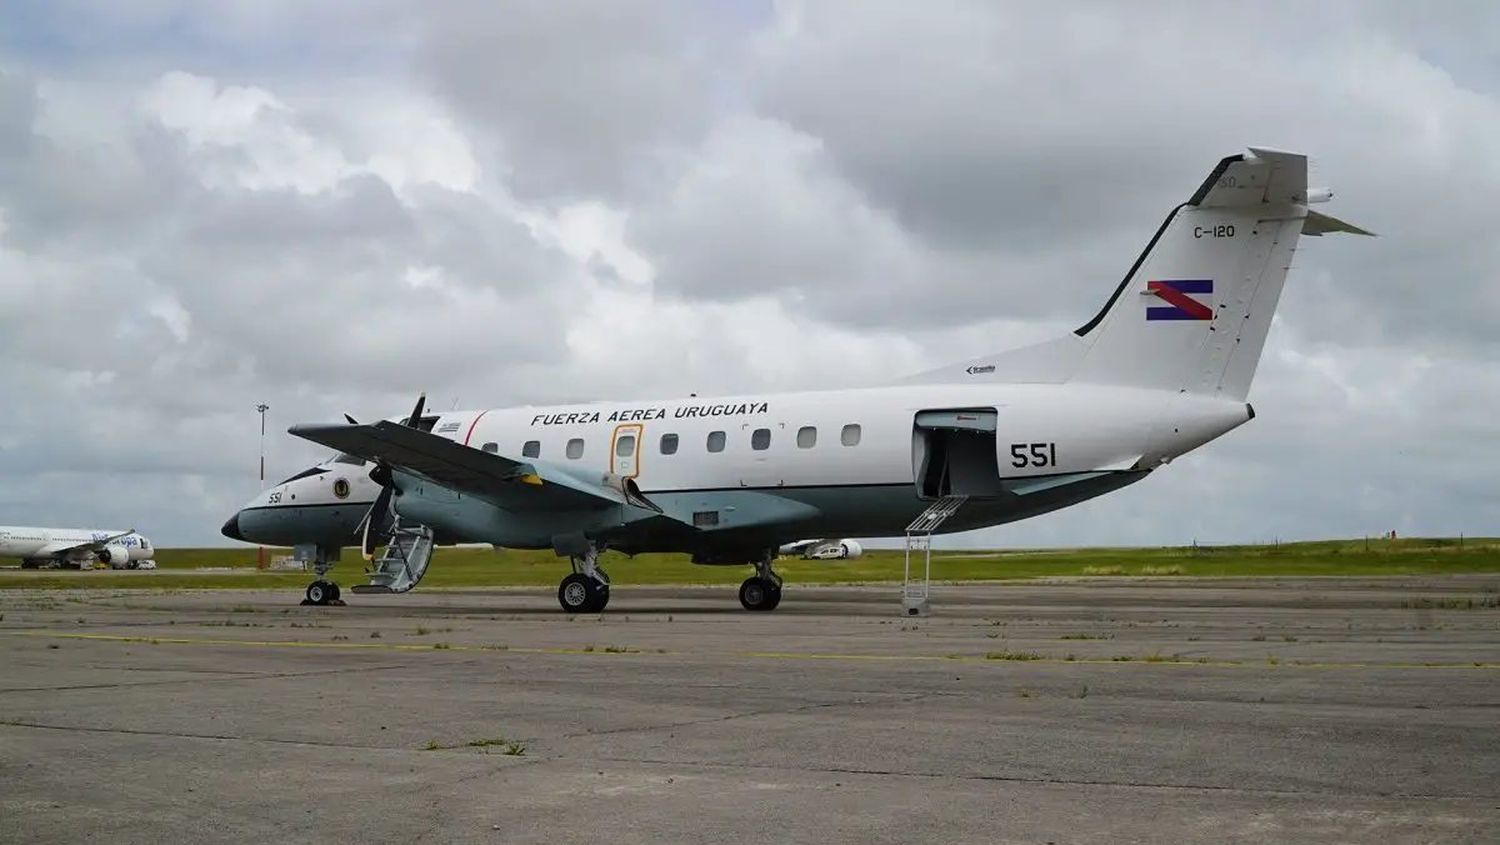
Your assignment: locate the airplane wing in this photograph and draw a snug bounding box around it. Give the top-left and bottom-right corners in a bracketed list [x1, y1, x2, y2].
[43, 529, 136, 558]
[288, 421, 659, 514]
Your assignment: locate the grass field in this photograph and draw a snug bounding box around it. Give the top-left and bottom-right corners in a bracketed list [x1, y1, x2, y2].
[2, 537, 1497, 591]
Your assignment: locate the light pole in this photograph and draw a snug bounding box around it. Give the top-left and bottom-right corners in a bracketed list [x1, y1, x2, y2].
[256, 403, 269, 569]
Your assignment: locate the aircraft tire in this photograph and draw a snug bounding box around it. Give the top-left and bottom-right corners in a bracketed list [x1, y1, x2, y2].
[739, 577, 781, 611]
[329, 583, 342, 602]
[305, 581, 331, 605]
[763, 584, 782, 611]
[559, 574, 607, 613]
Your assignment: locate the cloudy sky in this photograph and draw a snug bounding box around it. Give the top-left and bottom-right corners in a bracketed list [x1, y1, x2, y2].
[1, 1, 1496, 548]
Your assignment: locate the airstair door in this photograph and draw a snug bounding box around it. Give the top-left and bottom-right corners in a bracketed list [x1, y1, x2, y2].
[611, 424, 643, 480]
[912, 408, 1003, 499]
[351, 522, 435, 594]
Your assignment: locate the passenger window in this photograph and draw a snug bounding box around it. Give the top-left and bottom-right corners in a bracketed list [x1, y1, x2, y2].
[660, 433, 679, 455]
[616, 434, 636, 457]
[566, 438, 585, 459]
[481, 442, 499, 454]
[796, 426, 817, 448]
[751, 428, 771, 450]
[521, 441, 540, 458]
[706, 431, 726, 453]
[841, 424, 862, 447]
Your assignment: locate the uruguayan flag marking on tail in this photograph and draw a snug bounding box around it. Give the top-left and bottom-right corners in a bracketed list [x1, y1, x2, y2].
[1145, 279, 1213, 321]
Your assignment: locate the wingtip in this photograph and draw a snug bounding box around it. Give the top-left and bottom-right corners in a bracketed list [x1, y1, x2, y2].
[287, 421, 348, 439]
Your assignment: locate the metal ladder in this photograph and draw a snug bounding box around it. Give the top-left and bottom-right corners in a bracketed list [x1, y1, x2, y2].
[902, 495, 967, 616]
[351, 522, 436, 594]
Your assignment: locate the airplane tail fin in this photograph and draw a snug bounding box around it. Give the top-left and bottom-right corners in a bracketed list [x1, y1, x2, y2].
[1069, 147, 1369, 400]
[904, 148, 1369, 400]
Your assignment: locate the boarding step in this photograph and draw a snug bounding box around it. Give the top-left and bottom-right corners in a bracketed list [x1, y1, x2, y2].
[351, 523, 435, 594]
[906, 495, 967, 533]
[902, 495, 967, 616]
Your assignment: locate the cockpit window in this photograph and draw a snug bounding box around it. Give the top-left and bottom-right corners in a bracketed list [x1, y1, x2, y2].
[332, 453, 367, 466]
[276, 467, 325, 485]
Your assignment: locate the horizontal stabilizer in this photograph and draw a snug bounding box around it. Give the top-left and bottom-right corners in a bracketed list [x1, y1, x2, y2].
[1303, 210, 1374, 237]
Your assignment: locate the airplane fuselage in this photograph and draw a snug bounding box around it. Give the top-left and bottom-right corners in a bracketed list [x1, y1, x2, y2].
[231, 380, 1249, 556]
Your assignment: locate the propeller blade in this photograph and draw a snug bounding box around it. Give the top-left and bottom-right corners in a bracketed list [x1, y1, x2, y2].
[369, 463, 392, 487]
[405, 393, 427, 427]
[353, 392, 423, 560]
[360, 484, 394, 560]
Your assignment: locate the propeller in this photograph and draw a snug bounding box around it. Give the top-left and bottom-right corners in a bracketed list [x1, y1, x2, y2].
[354, 393, 426, 560]
[358, 482, 396, 560]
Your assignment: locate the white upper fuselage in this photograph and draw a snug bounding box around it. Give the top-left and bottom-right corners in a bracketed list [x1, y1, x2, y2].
[415, 382, 1247, 493]
[0, 526, 154, 563]
[256, 456, 385, 509]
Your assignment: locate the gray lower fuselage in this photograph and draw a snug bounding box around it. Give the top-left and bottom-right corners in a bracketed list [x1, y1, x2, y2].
[229, 468, 1148, 558]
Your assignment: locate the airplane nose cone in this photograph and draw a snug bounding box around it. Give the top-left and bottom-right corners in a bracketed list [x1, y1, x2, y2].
[221, 513, 246, 542]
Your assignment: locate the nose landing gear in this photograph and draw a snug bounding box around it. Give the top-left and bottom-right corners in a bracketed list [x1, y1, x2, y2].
[304, 580, 343, 606]
[296, 543, 346, 606]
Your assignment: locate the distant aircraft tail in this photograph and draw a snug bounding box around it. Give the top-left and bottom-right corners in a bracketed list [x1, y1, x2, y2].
[907, 147, 1370, 400]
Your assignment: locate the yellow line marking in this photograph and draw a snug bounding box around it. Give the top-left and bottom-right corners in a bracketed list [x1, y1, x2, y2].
[741, 650, 1500, 670]
[7, 631, 632, 657]
[6, 630, 1499, 670]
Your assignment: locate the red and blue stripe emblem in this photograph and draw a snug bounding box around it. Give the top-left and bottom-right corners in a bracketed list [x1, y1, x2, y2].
[1146, 279, 1213, 321]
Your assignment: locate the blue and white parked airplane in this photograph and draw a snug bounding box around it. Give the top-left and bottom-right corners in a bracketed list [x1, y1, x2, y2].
[1, 526, 156, 569]
[222, 147, 1368, 612]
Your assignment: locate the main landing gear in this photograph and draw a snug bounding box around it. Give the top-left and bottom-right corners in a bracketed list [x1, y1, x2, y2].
[550, 542, 784, 613]
[557, 545, 610, 613]
[739, 552, 782, 612]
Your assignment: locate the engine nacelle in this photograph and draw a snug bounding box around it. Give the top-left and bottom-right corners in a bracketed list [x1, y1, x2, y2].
[795, 539, 864, 560]
[96, 544, 131, 568]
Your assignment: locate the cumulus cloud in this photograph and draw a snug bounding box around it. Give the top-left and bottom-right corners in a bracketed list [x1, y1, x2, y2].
[414, 0, 720, 201]
[745, 0, 1500, 345]
[0, 1, 1495, 546]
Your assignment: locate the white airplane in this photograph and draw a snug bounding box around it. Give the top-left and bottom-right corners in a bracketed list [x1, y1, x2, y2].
[1, 526, 156, 569]
[223, 147, 1368, 612]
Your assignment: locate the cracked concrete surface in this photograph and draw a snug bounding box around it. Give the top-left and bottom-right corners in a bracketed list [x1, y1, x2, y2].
[1, 578, 1497, 843]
